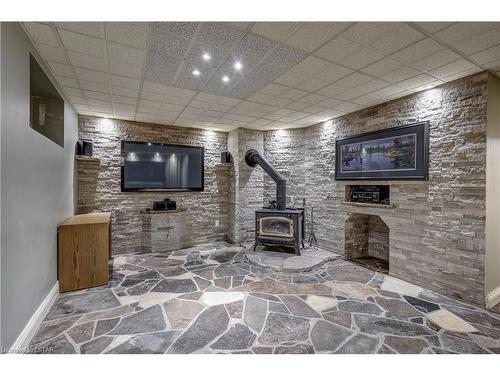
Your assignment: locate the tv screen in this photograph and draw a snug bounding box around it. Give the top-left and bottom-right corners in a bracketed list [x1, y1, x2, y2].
[121, 141, 204, 191]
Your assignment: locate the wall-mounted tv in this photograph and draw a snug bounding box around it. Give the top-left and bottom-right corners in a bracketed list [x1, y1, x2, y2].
[121, 141, 204, 192]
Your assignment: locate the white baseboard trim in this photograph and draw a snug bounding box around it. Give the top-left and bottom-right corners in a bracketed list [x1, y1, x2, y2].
[486, 285, 500, 309]
[9, 282, 59, 352]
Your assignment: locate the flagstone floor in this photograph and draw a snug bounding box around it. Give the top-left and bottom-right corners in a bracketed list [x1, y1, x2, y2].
[29, 242, 500, 354]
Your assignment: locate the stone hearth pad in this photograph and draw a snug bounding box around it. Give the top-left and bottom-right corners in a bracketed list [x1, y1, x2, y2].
[243, 243, 338, 272]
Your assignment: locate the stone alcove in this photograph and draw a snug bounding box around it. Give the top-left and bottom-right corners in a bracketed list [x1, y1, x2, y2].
[345, 213, 390, 272]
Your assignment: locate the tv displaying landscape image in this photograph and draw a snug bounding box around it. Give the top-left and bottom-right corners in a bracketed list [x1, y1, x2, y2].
[341, 134, 416, 173]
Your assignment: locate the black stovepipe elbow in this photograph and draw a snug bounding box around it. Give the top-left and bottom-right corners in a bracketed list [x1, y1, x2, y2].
[245, 149, 287, 210]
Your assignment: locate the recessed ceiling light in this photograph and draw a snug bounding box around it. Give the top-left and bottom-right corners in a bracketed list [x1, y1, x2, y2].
[234, 61, 242, 71]
[222, 75, 230, 83]
[192, 69, 201, 76]
[202, 53, 211, 61]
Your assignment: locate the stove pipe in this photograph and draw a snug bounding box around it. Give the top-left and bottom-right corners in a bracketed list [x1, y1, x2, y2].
[245, 149, 287, 210]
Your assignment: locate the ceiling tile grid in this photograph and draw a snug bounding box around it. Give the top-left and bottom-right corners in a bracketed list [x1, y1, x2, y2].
[22, 21, 500, 132]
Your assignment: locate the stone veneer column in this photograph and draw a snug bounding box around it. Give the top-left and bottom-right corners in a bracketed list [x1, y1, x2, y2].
[228, 128, 264, 244]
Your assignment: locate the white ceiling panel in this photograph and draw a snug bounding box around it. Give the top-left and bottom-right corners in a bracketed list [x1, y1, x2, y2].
[23, 21, 500, 131]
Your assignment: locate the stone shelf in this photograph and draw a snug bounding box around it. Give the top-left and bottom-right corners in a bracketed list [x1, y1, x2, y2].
[342, 201, 396, 209]
[140, 208, 187, 215]
[75, 155, 100, 162]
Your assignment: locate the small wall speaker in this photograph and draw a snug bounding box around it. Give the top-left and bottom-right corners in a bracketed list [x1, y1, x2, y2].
[77, 140, 93, 156]
[221, 151, 231, 164]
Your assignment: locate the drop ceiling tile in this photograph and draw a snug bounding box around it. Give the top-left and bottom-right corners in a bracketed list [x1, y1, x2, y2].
[341, 22, 399, 45]
[59, 29, 104, 58]
[105, 22, 149, 49]
[285, 101, 310, 111]
[428, 59, 477, 79]
[194, 92, 221, 103]
[361, 57, 404, 77]
[68, 51, 107, 71]
[112, 86, 140, 98]
[114, 103, 136, 112]
[314, 36, 362, 62]
[113, 95, 139, 105]
[435, 22, 499, 46]
[371, 24, 425, 54]
[250, 22, 303, 43]
[279, 88, 309, 100]
[150, 29, 191, 59]
[186, 42, 229, 68]
[382, 66, 421, 83]
[68, 96, 86, 105]
[351, 94, 383, 106]
[159, 102, 184, 113]
[245, 62, 288, 83]
[216, 96, 241, 106]
[164, 95, 192, 106]
[150, 22, 198, 40]
[316, 83, 348, 97]
[318, 97, 343, 109]
[290, 56, 331, 76]
[142, 81, 170, 94]
[24, 23, 59, 47]
[84, 92, 111, 101]
[260, 83, 289, 96]
[111, 75, 140, 90]
[314, 64, 354, 83]
[340, 47, 385, 70]
[80, 80, 110, 93]
[286, 22, 352, 53]
[57, 76, 79, 88]
[74, 67, 108, 83]
[391, 38, 444, 63]
[454, 27, 500, 55]
[335, 101, 364, 113]
[108, 42, 145, 67]
[412, 49, 461, 71]
[36, 43, 68, 64]
[334, 72, 373, 89]
[263, 46, 306, 68]
[370, 85, 407, 98]
[140, 91, 165, 102]
[296, 78, 326, 92]
[412, 22, 455, 34]
[55, 22, 104, 38]
[248, 92, 275, 104]
[196, 23, 245, 50]
[441, 67, 483, 82]
[299, 93, 328, 105]
[470, 45, 500, 66]
[47, 61, 74, 77]
[233, 32, 276, 60]
[273, 70, 306, 86]
[210, 103, 233, 112]
[304, 105, 326, 114]
[110, 61, 143, 79]
[268, 97, 292, 107]
[397, 73, 437, 90]
[63, 87, 83, 97]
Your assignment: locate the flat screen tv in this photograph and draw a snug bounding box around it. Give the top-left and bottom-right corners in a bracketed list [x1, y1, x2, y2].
[121, 141, 204, 192]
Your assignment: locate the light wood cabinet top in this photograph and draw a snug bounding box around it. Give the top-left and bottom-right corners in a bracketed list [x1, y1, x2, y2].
[60, 212, 111, 226]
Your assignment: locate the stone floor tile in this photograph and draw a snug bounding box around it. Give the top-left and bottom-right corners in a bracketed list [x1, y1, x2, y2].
[274, 344, 315, 354]
[384, 335, 429, 353]
[211, 324, 256, 350]
[80, 305, 133, 322]
[322, 311, 352, 329]
[338, 300, 383, 315]
[80, 336, 114, 354]
[106, 331, 180, 354]
[426, 309, 478, 333]
[67, 321, 94, 343]
[403, 296, 440, 313]
[327, 264, 374, 283]
[164, 299, 204, 329]
[354, 314, 432, 336]
[95, 318, 120, 336]
[200, 291, 245, 306]
[46, 289, 120, 320]
[380, 276, 423, 297]
[244, 295, 268, 332]
[280, 295, 321, 318]
[36, 334, 76, 354]
[440, 334, 490, 354]
[168, 305, 229, 354]
[374, 296, 423, 320]
[328, 282, 378, 300]
[310, 320, 353, 352]
[259, 313, 310, 346]
[306, 295, 338, 312]
[109, 305, 166, 335]
[225, 300, 244, 318]
[31, 316, 80, 346]
[151, 279, 198, 293]
[335, 333, 379, 354]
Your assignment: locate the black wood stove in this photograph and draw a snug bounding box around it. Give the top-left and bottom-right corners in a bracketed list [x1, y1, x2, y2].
[245, 149, 305, 255]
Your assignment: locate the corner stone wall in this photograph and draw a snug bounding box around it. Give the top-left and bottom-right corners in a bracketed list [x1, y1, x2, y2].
[263, 73, 488, 305]
[77, 116, 229, 255]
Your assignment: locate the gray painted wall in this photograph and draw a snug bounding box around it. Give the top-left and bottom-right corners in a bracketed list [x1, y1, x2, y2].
[1, 22, 78, 348]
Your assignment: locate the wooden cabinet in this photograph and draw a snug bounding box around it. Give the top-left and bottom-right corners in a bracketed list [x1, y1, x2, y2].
[58, 212, 112, 292]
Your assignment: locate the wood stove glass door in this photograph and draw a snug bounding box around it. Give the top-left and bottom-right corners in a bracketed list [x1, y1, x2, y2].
[258, 216, 294, 238]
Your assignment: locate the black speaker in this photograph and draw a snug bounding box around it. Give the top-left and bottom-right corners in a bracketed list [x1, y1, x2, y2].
[221, 151, 231, 164]
[76, 140, 93, 156]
